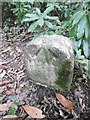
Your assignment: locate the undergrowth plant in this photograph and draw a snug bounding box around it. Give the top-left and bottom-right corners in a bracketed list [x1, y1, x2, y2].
[22, 3, 61, 35]
[63, 2, 90, 78]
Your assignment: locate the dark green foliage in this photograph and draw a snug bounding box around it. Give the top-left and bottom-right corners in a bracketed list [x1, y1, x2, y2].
[11, 2, 31, 24]
[23, 4, 60, 33]
[63, 2, 90, 78]
[63, 2, 90, 59]
[2, 2, 15, 25]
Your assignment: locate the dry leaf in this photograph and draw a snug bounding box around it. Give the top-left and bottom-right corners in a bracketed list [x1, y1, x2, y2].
[5, 90, 13, 95]
[55, 93, 74, 110]
[0, 81, 10, 86]
[0, 85, 6, 90]
[22, 105, 45, 118]
[2, 115, 22, 120]
[0, 104, 8, 111]
[2, 115, 18, 118]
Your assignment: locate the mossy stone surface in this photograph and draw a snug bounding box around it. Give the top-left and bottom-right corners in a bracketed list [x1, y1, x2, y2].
[23, 35, 74, 91]
[55, 59, 73, 91]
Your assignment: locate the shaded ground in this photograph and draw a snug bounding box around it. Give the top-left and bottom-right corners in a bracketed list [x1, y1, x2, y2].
[0, 27, 90, 119]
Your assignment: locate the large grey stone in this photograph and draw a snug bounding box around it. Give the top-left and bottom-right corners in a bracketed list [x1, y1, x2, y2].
[23, 35, 74, 91]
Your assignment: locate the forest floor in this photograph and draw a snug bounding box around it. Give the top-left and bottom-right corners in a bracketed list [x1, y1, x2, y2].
[0, 25, 90, 120]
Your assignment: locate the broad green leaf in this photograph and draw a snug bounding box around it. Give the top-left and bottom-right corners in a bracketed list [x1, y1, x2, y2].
[73, 40, 78, 52]
[23, 18, 32, 22]
[38, 18, 44, 27]
[76, 49, 82, 57]
[83, 40, 89, 58]
[72, 11, 84, 26]
[44, 6, 54, 15]
[63, 11, 83, 29]
[88, 60, 90, 79]
[11, 8, 19, 13]
[25, 14, 38, 18]
[69, 25, 76, 37]
[63, 20, 72, 29]
[45, 15, 58, 20]
[85, 16, 90, 39]
[36, 7, 41, 15]
[45, 21, 53, 28]
[24, 14, 39, 22]
[45, 21, 60, 30]
[77, 16, 86, 39]
[28, 21, 39, 32]
[85, 24, 90, 40]
[70, 11, 83, 22]
[77, 39, 82, 48]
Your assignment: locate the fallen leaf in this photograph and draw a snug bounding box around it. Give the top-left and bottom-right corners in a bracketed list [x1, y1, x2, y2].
[22, 105, 45, 118]
[0, 85, 6, 90]
[2, 115, 18, 118]
[22, 92, 27, 97]
[55, 93, 74, 110]
[2, 115, 22, 120]
[5, 90, 13, 95]
[0, 104, 8, 111]
[0, 81, 10, 86]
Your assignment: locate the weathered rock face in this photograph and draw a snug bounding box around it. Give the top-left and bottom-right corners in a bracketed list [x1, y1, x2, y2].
[23, 35, 74, 91]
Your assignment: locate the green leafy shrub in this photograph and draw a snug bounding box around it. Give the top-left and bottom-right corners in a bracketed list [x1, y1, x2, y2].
[63, 2, 90, 78]
[11, 2, 31, 24]
[23, 3, 60, 34]
[63, 2, 90, 59]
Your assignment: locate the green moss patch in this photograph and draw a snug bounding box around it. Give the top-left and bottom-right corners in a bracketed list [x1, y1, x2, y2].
[55, 59, 73, 91]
